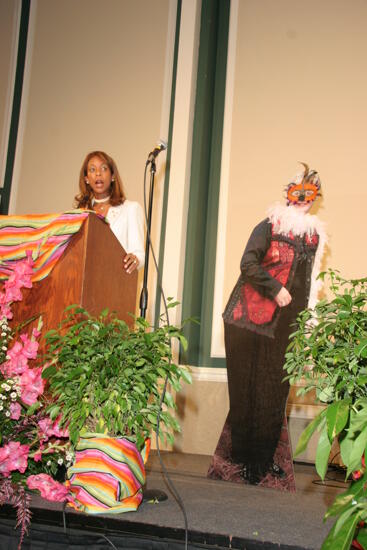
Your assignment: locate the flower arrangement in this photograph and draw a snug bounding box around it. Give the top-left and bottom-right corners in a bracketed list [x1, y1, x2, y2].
[0, 253, 192, 540]
[0, 253, 72, 549]
[284, 270, 367, 550]
[0, 254, 191, 548]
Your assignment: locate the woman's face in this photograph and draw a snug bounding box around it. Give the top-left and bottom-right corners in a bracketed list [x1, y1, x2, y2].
[85, 156, 113, 199]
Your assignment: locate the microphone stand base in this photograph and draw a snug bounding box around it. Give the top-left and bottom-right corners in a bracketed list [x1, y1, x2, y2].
[142, 488, 168, 504]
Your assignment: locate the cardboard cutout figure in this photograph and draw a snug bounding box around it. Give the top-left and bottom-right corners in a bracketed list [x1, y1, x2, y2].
[208, 164, 326, 488]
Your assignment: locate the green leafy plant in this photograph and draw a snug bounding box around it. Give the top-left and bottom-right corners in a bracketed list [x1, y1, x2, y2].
[42, 305, 192, 451]
[320, 454, 367, 550]
[284, 270, 367, 550]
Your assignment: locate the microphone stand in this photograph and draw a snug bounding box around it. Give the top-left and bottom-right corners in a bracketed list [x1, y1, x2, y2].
[139, 155, 168, 503]
[139, 157, 156, 319]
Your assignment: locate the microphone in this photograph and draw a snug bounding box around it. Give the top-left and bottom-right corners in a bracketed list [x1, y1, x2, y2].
[147, 140, 167, 161]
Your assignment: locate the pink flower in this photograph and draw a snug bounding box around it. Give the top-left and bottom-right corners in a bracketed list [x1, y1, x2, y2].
[32, 440, 45, 462]
[1, 341, 28, 376]
[0, 304, 12, 320]
[0, 254, 35, 325]
[0, 255, 34, 312]
[32, 327, 41, 340]
[38, 417, 52, 438]
[1, 328, 41, 377]
[4, 283, 22, 303]
[50, 416, 69, 438]
[9, 402, 21, 420]
[38, 416, 69, 440]
[26, 474, 71, 502]
[19, 367, 45, 405]
[20, 333, 39, 359]
[0, 441, 29, 477]
[9, 255, 34, 289]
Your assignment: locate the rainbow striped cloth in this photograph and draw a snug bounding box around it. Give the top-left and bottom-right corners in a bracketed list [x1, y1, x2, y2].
[0, 210, 89, 282]
[66, 434, 151, 514]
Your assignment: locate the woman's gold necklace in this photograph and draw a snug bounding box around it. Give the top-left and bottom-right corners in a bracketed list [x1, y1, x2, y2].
[94, 202, 110, 215]
[92, 195, 111, 215]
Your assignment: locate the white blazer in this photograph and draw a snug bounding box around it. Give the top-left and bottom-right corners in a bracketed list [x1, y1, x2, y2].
[106, 200, 145, 269]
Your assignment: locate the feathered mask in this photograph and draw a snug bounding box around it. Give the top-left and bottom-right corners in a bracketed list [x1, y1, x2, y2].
[286, 162, 321, 205]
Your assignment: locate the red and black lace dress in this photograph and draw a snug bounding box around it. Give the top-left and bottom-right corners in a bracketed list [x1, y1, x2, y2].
[222, 217, 319, 478]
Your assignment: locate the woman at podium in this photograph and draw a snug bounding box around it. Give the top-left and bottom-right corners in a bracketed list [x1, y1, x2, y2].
[75, 151, 144, 274]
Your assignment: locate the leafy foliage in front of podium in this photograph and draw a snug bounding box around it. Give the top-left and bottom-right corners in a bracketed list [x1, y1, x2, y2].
[284, 270, 367, 550]
[43, 305, 192, 451]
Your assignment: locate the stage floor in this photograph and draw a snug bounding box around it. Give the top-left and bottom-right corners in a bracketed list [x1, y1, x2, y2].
[144, 452, 345, 548]
[0, 452, 348, 550]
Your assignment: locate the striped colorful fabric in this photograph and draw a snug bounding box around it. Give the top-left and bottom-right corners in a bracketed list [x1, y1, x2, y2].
[0, 210, 89, 282]
[66, 435, 151, 514]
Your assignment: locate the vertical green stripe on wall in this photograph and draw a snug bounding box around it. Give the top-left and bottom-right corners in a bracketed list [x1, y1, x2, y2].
[154, 0, 182, 327]
[181, 0, 230, 367]
[1, 0, 31, 214]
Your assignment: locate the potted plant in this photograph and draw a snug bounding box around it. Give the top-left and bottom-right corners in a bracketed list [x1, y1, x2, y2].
[284, 269, 367, 550]
[42, 304, 191, 513]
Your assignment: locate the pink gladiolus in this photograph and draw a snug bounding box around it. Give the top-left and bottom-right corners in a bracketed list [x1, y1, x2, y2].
[50, 415, 69, 438]
[33, 440, 45, 461]
[0, 441, 29, 477]
[1, 341, 29, 376]
[32, 327, 41, 340]
[19, 367, 45, 405]
[26, 474, 71, 502]
[20, 333, 39, 359]
[1, 329, 41, 377]
[38, 417, 52, 438]
[9, 402, 21, 420]
[0, 255, 34, 312]
[38, 416, 69, 440]
[9, 255, 34, 289]
[4, 284, 22, 303]
[0, 303, 12, 320]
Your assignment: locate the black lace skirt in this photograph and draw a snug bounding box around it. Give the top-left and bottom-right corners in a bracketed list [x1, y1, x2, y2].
[225, 261, 307, 475]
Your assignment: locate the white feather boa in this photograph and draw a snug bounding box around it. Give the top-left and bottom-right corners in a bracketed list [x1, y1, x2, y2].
[267, 203, 327, 309]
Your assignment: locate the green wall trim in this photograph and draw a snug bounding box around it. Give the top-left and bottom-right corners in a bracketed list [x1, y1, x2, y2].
[181, 0, 230, 367]
[154, 0, 182, 327]
[1, 0, 31, 214]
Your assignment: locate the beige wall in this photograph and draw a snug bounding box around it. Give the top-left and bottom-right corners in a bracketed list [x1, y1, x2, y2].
[213, 0, 367, 362]
[222, 0, 367, 321]
[10, 0, 171, 219]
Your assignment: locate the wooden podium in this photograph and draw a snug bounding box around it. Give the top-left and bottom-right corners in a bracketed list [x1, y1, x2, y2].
[12, 213, 138, 332]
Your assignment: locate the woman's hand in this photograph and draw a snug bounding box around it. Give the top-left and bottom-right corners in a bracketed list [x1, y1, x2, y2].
[124, 253, 139, 274]
[275, 287, 292, 307]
